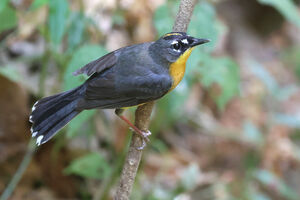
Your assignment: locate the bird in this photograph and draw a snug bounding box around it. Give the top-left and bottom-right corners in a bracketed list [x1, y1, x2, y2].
[29, 32, 209, 147]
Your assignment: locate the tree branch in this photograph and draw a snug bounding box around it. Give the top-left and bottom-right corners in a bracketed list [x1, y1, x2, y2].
[115, 102, 154, 200]
[114, 0, 197, 199]
[173, 0, 197, 32]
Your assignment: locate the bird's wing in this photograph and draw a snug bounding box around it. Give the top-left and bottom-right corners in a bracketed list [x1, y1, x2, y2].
[73, 50, 120, 76]
[78, 68, 172, 109]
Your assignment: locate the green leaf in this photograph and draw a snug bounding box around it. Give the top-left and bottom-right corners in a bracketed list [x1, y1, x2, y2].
[30, 0, 49, 10]
[243, 151, 261, 170]
[186, 2, 224, 92]
[0, 66, 20, 82]
[64, 45, 107, 90]
[66, 110, 95, 138]
[153, 1, 180, 36]
[272, 113, 300, 128]
[250, 193, 271, 200]
[112, 10, 126, 26]
[180, 163, 201, 190]
[67, 12, 85, 51]
[64, 153, 111, 179]
[247, 185, 272, 200]
[254, 170, 299, 200]
[0, 5, 17, 33]
[242, 121, 264, 145]
[153, 4, 174, 36]
[282, 47, 300, 79]
[155, 79, 190, 129]
[188, 2, 220, 52]
[248, 59, 297, 101]
[0, 0, 9, 12]
[185, 2, 228, 107]
[48, 0, 69, 46]
[198, 55, 240, 110]
[248, 60, 278, 92]
[64, 45, 107, 137]
[258, 0, 300, 28]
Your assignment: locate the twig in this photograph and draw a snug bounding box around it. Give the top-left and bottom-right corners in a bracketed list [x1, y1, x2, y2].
[114, 0, 197, 199]
[0, 140, 36, 200]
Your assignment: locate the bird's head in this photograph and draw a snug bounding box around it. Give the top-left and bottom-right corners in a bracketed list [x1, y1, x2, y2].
[150, 32, 210, 64]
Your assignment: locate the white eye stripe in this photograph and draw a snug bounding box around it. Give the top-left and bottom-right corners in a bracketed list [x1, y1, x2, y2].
[171, 40, 178, 45]
[181, 39, 188, 44]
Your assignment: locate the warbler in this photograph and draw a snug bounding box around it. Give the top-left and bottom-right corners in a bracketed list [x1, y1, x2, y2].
[29, 32, 209, 146]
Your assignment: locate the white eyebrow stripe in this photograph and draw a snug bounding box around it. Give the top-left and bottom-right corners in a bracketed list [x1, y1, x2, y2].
[171, 40, 178, 45]
[181, 38, 188, 44]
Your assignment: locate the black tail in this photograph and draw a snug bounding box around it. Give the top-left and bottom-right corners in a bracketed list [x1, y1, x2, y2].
[29, 86, 83, 145]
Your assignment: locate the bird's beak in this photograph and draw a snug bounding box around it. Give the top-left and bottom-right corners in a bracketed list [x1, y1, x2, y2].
[190, 38, 210, 47]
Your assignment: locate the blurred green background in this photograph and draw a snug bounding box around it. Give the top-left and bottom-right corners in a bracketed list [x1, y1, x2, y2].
[1, 0, 300, 199]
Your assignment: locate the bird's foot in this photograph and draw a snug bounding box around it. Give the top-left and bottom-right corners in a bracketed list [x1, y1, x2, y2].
[129, 128, 151, 150]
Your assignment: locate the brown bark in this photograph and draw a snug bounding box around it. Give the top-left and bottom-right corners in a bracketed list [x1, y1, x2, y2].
[173, 0, 197, 32]
[114, 102, 154, 200]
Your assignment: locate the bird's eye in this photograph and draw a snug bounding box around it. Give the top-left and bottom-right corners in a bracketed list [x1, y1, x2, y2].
[172, 42, 181, 50]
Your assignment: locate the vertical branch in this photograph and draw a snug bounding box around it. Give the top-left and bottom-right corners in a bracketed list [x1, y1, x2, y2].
[173, 0, 197, 32]
[114, 0, 197, 199]
[115, 102, 154, 200]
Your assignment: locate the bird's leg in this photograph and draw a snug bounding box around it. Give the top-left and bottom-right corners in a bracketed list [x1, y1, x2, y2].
[115, 108, 151, 150]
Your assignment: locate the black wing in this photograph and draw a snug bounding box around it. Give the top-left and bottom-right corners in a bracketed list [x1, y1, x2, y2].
[78, 68, 172, 109]
[72, 43, 147, 77]
[73, 50, 120, 76]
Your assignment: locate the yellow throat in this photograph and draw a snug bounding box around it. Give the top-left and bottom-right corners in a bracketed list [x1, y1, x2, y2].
[169, 47, 194, 90]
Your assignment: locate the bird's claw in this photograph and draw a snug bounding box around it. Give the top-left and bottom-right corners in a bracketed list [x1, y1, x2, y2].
[136, 130, 151, 150]
[129, 127, 151, 150]
[141, 130, 151, 142]
[136, 139, 147, 150]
